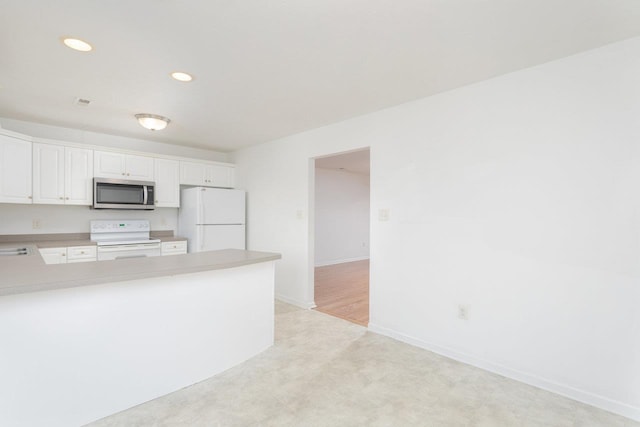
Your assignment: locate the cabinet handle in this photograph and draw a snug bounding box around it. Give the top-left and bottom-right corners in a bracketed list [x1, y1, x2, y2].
[127, 173, 130, 176]
[28, 196, 32, 199]
[59, 197, 64, 200]
[66, 197, 69, 200]
[62, 253, 66, 256]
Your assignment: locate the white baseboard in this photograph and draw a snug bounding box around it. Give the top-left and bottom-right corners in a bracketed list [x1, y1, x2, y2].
[367, 322, 640, 422]
[275, 293, 316, 309]
[315, 256, 369, 267]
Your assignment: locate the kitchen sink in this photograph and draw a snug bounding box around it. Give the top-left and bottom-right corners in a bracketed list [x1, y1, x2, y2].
[0, 247, 32, 256]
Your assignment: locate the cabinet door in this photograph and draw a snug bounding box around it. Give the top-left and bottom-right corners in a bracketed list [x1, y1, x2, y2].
[180, 161, 207, 186]
[125, 154, 154, 181]
[0, 133, 32, 203]
[207, 165, 235, 188]
[33, 143, 65, 204]
[65, 147, 94, 205]
[154, 159, 180, 207]
[94, 151, 126, 179]
[39, 247, 67, 264]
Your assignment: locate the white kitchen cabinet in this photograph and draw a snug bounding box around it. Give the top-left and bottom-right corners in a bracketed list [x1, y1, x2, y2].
[33, 143, 65, 204]
[39, 247, 67, 264]
[66, 245, 97, 263]
[33, 144, 93, 205]
[180, 161, 234, 188]
[161, 240, 187, 256]
[94, 151, 154, 181]
[39, 246, 97, 264]
[0, 131, 32, 204]
[65, 147, 94, 205]
[154, 158, 180, 207]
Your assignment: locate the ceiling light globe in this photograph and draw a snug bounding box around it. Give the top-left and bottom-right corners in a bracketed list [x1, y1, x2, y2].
[135, 114, 170, 131]
[171, 72, 193, 82]
[62, 38, 93, 52]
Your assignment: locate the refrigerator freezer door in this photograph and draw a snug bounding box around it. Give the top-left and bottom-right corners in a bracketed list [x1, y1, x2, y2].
[197, 188, 245, 225]
[197, 225, 245, 251]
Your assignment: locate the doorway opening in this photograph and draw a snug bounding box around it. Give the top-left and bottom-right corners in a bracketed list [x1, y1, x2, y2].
[312, 148, 370, 326]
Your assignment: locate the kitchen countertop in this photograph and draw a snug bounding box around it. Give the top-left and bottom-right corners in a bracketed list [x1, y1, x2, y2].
[155, 236, 188, 243]
[0, 232, 188, 248]
[0, 247, 281, 297]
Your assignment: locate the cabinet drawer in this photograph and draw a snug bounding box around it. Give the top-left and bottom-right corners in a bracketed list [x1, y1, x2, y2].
[161, 241, 187, 256]
[67, 246, 97, 261]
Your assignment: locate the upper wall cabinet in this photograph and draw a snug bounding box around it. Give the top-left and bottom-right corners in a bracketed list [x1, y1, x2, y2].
[94, 151, 154, 181]
[154, 158, 180, 208]
[180, 161, 234, 188]
[33, 143, 93, 205]
[0, 132, 32, 204]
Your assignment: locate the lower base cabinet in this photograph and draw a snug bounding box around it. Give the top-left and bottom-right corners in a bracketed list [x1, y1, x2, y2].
[40, 242, 186, 264]
[39, 246, 97, 264]
[39, 247, 67, 264]
[161, 241, 187, 256]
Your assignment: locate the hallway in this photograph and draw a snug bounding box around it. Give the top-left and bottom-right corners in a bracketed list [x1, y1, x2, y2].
[314, 259, 369, 326]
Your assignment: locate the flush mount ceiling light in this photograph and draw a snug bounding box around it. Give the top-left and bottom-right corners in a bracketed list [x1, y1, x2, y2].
[62, 37, 93, 52]
[135, 114, 170, 131]
[170, 71, 193, 82]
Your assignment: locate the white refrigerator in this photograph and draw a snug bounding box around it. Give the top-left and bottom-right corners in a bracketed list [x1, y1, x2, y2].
[178, 187, 246, 252]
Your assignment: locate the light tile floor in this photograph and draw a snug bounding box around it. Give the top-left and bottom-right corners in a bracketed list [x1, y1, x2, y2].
[90, 302, 639, 427]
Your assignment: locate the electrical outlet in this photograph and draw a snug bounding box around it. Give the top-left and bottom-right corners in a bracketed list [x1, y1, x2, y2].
[458, 305, 469, 321]
[378, 209, 390, 222]
[32, 219, 41, 229]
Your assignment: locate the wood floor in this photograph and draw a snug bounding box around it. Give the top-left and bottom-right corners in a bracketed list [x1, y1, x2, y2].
[314, 259, 369, 326]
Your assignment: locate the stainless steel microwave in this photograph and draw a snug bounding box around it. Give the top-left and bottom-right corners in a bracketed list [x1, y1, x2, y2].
[93, 178, 155, 210]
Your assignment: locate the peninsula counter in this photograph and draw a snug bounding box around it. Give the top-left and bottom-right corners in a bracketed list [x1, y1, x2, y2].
[0, 249, 280, 427]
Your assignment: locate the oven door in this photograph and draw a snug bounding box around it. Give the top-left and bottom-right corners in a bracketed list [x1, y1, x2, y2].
[97, 243, 162, 261]
[93, 178, 155, 210]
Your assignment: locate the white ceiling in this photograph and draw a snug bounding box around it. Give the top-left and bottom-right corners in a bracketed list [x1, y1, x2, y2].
[1, 1, 639, 153]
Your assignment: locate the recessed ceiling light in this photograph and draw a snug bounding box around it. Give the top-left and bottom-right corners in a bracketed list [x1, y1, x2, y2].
[171, 71, 193, 82]
[62, 37, 93, 52]
[135, 114, 171, 131]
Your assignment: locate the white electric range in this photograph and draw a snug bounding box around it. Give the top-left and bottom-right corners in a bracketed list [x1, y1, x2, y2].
[90, 220, 161, 261]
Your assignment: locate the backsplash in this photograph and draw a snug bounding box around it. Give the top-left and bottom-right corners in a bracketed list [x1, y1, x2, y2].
[0, 204, 178, 235]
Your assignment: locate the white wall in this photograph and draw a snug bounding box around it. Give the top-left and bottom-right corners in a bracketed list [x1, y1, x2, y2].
[314, 167, 369, 266]
[0, 117, 229, 162]
[232, 37, 640, 421]
[0, 204, 177, 235]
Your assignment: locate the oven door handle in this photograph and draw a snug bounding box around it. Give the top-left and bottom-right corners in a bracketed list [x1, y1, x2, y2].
[115, 254, 148, 260]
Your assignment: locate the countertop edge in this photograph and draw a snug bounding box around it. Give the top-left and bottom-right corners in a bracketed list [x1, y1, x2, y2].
[0, 250, 281, 297]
